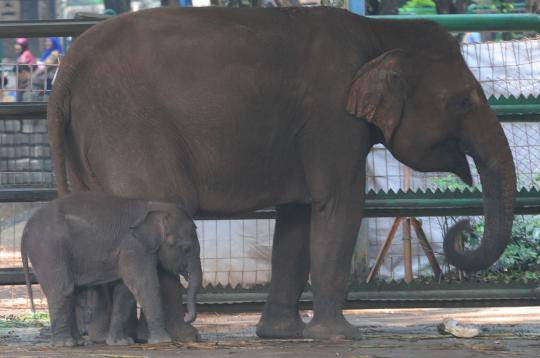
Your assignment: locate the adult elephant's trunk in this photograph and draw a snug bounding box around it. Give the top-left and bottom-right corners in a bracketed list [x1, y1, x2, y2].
[183, 256, 202, 323]
[444, 114, 516, 272]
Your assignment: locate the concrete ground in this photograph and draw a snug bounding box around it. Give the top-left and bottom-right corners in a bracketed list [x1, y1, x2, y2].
[1, 306, 540, 357]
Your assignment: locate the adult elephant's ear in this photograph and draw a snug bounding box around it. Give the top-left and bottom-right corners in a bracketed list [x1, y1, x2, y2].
[346, 50, 410, 148]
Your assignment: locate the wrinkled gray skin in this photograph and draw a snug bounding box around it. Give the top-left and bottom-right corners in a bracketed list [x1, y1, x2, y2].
[48, 7, 516, 340]
[21, 192, 202, 347]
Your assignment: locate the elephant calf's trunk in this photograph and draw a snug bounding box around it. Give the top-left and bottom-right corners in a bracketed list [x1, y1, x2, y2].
[183, 258, 202, 323]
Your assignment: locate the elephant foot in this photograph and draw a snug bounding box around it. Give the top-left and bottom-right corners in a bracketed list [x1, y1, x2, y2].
[256, 312, 305, 339]
[79, 338, 93, 346]
[167, 322, 200, 342]
[106, 334, 134, 346]
[52, 336, 79, 347]
[88, 331, 107, 344]
[303, 316, 361, 341]
[148, 331, 172, 345]
[138, 317, 200, 343]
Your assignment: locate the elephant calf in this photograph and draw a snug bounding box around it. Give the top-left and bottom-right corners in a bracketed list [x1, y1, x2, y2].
[21, 192, 202, 347]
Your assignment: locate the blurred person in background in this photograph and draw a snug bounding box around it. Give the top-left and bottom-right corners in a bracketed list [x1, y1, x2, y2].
[14, 38, 36, 102]
[34, 37, 64, 96]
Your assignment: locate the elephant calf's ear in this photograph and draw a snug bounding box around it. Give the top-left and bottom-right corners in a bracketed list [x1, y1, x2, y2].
[129, 211, 166, 253]
[346, 50, 410, 148]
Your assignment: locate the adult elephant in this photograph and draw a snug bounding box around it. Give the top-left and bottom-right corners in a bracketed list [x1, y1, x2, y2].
[48, 7, 516, 340]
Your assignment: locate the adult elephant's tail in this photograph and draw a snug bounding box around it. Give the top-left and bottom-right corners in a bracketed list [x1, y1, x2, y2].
[47, 64, 75, 196]
[21, 245, 35, 313]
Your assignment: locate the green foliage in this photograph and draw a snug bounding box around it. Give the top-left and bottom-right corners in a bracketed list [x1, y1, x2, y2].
[0, 312, 49, 329]
[430, 174, 469, 191]
[467, 196, 540, 282]
[432, 174, 540, 282]
[402, 0, 436, 8]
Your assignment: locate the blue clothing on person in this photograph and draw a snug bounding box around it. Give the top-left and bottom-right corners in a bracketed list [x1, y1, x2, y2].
[39, 37, 63, 63]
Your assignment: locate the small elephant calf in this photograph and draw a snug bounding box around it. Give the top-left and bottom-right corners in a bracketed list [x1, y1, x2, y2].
[21, 192, 202, 347]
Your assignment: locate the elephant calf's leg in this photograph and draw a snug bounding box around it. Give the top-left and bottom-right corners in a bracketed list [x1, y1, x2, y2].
[106, 282, 136, 346]
[158, 270, 200, 342]
[257, 204, 310, 338]
[48, 291, 79, 347]
[120, 256, 171, 344]
[87, 285, 113, 343]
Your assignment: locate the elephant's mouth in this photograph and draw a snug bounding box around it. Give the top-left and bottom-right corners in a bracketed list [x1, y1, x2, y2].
[453, 153, 473, 186]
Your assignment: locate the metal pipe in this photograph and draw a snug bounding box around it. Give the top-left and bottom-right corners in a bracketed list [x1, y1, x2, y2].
[0, 15, 539, 39]
[193, 287, 540, 305]
[0, 20, 97, 38]
[373, 14, 540, 33]
[1, 188, 540, 216]
[1, 103, 537, 122]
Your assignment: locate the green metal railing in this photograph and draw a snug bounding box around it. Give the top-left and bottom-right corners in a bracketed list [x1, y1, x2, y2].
[375, 13, 540, 33]
[1, 96, 539, 121]
[0, 14, 539, 304]
[0, 13, 538, 38]
[2, 187, 540, 218]
[489, 96, 540, 122]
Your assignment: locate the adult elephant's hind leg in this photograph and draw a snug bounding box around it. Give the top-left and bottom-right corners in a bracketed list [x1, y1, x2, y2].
[256, 204, 310, 338]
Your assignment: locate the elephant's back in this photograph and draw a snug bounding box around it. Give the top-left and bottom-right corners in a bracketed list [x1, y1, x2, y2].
[59, 8, 366, 214]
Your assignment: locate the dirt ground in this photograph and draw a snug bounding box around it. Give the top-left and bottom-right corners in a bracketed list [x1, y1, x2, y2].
[1, 306, 540, 357]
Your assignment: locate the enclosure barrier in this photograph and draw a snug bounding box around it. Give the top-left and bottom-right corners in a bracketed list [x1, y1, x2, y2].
[0, 14, 540, 309]
[0, 14, 539, 38]
[376, 14, 540, 32]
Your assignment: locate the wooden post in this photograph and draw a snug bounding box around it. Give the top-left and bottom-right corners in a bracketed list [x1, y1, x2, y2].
[402, 165, 413, 283]
[403, 218, 413, 283]
[411, 218, 442, 280]
[352, 220, 370, 281]
[367, 217, 402, 283]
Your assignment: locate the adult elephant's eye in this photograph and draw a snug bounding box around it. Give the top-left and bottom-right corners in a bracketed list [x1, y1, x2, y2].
[460, 97, 472, 109]
[450, 95, 474, 113]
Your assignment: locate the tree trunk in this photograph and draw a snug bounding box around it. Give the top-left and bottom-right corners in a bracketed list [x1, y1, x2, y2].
[367, 0, 380, 15]
[436, 0, 452, 14]
[161, 0, 181, 6]
[379, 0, 402, 15]
[103, 0, 131, 14]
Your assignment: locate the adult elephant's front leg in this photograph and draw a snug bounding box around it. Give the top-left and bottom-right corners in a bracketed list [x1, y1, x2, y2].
[303, 183, 364, 340]
[299, 116, 368, 340]
[256, 203, 311, 338]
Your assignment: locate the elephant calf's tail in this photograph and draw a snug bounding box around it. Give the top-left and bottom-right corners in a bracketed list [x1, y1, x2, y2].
[21, 247, 35, 314]
[47, 64, 74, 197]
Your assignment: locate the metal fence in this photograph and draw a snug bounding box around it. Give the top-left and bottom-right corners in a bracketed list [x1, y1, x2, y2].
[0, 61, 60, 103]
[1, 39, 539, 288]
[1, 15, 540, 313]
